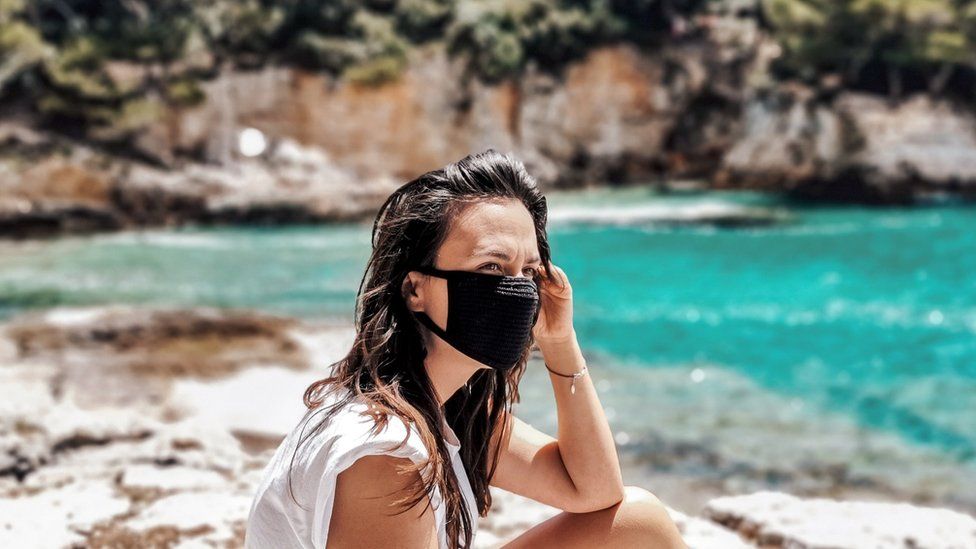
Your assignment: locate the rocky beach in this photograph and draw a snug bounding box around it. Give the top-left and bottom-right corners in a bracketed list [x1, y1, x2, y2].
[1, 306, 974, 548]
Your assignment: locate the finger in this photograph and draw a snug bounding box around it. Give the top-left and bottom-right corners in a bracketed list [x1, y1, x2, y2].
[550, 265, 567, 286]
[540, 264, 558, 285]
[535, 265, 551, 286]
[539, 271, 564, 295]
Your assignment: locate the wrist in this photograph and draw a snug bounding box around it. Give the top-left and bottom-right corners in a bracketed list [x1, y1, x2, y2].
[544, 359, 589, 394]
[537, 330, 584, 374]
[535, 328, 578, 351]
[544, 360, 587, 377]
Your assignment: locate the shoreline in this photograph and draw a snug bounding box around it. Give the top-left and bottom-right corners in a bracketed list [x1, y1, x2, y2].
[1, 305, 973, 547]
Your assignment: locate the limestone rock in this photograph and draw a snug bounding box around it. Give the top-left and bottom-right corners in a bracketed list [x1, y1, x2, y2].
[720, 88, 976, 203]
[705, 490, 976, 548]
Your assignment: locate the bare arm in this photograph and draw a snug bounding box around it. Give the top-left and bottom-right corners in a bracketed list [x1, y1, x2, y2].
[489, 330, 625, 513]
[539, 330, 625, 507]
[328, 454, 439, 549]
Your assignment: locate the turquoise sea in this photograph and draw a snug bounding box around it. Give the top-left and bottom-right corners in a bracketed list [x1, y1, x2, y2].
[2, 187, 974, 511]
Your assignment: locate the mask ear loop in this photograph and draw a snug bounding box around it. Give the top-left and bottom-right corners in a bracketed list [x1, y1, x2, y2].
[413, 309, 451, 342]
[411, 265, 452, 342]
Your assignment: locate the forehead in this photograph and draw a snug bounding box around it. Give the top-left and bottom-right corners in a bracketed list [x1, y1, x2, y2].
[438, 199, 539, 260]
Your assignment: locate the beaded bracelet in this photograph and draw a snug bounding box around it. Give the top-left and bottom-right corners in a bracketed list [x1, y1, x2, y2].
[544, 361, 588, 394]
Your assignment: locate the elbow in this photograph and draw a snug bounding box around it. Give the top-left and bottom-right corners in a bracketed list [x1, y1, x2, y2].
[569, 481, 626, 513]
[593, 482, 628, 511]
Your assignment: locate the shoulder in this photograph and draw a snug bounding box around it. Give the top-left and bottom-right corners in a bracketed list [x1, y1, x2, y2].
[324, 396, 431, 470]
[294, 389, 430, 472]
[329, 453, 438, 548]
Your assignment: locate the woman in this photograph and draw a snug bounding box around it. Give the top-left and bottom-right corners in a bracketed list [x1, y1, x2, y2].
[245, 149, 686, 548]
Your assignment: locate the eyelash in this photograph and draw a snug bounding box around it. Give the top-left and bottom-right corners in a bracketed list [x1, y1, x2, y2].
[482, 263, 538, 277]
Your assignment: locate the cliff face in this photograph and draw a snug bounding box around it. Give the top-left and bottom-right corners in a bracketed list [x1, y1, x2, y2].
[152, 41, 737, 188]
[2, 8, 976, 238]
[718, 87, 976, 203]
[148, 9, 976, 205]
[2, 36, 755, 238]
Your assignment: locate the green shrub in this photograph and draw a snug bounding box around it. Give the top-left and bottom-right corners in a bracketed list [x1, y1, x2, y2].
[344, 54, 407, 85]
[762, 0, 976, 98]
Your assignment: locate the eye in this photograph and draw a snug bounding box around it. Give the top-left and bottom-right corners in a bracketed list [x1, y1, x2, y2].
[479, 263, 538, 278]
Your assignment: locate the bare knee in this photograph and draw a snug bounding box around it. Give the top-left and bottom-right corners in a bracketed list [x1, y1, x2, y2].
[614, 486, 687, 549]
[623, 485, 662, 506]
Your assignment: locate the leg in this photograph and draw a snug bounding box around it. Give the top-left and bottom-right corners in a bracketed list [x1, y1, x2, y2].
[499, 486, 687, 549]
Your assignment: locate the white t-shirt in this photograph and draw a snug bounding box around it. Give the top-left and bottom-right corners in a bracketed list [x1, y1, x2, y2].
[244, 387, 480, 549]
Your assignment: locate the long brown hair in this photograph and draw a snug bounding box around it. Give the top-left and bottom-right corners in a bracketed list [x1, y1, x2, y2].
[287, 148, 555, 548]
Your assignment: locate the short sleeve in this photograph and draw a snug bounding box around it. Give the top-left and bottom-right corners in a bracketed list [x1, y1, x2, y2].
[309, 409, 431, 549]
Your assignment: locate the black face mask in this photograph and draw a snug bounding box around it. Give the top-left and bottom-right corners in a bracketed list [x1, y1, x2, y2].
[411, 265, 541, 371]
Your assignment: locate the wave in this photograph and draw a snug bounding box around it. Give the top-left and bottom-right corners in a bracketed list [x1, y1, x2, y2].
[549, 201, 789, 226]
[586, 300, 976, 334]
[93, 228, 368, 252]
[94, 231, 236, 249]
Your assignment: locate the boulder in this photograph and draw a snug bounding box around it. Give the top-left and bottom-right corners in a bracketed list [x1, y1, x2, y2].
[719, 88, 976, 203]
[705, 490, 976, 548]
[0, 134, 403, 238]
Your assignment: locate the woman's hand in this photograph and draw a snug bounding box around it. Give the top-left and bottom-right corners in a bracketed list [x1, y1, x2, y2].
[532, 262, 575, 347]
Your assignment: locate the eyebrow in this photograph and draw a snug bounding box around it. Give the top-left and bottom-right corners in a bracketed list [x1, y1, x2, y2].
[472, 248, 542, 264]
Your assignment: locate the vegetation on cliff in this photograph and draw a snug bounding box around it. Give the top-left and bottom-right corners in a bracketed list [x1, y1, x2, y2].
[3, 0, 976, 151]
[0, 0, 703, 147]
[764, 0, 976, 102]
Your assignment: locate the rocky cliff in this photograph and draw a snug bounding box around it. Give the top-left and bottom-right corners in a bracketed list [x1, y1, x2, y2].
[2, 5, 976, 238]
[718, 86, 976, 203]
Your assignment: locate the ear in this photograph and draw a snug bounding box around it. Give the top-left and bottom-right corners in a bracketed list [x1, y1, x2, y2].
[401, 270, 427, 313]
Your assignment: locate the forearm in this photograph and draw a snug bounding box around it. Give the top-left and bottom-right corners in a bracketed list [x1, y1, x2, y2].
[538, 330, 625, 509]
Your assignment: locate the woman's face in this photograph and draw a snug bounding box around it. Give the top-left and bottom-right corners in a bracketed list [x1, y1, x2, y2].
[404, 197, 542, 364]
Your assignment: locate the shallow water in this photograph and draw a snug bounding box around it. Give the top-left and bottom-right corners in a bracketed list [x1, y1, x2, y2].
[2, 187, 975, 510]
